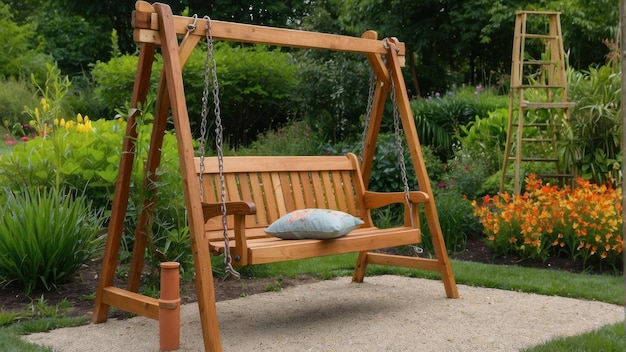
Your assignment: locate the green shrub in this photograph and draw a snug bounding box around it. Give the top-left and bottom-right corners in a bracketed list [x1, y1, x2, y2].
[293, 51, 371, 143]
[0, 4, 53, 81]
[184, 43, 299, 147]
[439, 150, 491, 200]
[562, 63, 621, 185]
[233, 119, 322, 156]
[0, 114, 182, 208]
[0, 78, 39, 128]
[457, 108, 508, 173]
[412, 87, 507, 161]
[0, 110, 191, 278]
[92, 54, 161, 118]
[0, 187, 105, 294]
[420, 188, 479, 254]
[93, 43, 300, 148]
[0, 117, 124, 209]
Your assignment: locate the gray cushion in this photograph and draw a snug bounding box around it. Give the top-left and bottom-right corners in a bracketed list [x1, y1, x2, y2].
[265, 209, 364, 240]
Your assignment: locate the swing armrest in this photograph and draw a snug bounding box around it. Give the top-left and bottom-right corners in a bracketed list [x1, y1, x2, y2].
[363, 191, 429, 209]
[201, 201, 257, 220]
[363, 191, 429, 228]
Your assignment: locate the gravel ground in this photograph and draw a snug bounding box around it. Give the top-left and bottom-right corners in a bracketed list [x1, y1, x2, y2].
[24, 275, 624, 352]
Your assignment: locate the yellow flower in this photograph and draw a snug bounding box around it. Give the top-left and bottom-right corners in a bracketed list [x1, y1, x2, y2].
[76, 113, 83, 123]
[40, 98, 50, 113]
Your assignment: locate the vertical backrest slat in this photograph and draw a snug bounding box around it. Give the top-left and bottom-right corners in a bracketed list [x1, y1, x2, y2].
[300, 171, 317, 208]
[224, 174, 241, 201]
[330, 170, 348, 212]
[310, 172, 326, 208]
[278, 172, 294, 212]
[236, 173, 258, 228]
[270, 172, 288, 217]
[290, 171, 306, 210]
[250, 172, 269, 226]
[200, 174, 219, 203]
[340, 170, 359, 216]
[320, 172, 337, 210]
[260, 172, 279, 223]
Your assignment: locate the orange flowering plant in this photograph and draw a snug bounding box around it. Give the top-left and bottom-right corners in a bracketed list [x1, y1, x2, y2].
[472, 174, 623, 269]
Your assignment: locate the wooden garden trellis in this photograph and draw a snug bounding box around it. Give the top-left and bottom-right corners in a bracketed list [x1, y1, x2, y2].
[92, 2, 459, 351]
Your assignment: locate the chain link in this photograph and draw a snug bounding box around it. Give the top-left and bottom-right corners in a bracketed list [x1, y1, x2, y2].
[198, 15, 209, 198]
[201, 16, 239, 279]
[359, 70, 376, 162]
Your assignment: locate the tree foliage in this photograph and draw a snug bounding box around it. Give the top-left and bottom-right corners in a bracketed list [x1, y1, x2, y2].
[336, 0, 618, 94]
[0, 3, 52, 80]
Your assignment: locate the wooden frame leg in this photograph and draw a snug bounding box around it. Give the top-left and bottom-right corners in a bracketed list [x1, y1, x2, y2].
[92, 41, 156, 323]
[352, 251, 369, 282]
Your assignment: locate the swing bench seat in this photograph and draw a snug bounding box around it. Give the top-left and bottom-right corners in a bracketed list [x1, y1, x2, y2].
[197, 152, 431, 276]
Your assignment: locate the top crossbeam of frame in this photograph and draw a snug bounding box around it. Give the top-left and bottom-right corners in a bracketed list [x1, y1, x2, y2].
[131, 3, 405, 58]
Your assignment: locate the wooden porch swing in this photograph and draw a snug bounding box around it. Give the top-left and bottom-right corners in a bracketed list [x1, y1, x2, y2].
[92, 2, 459, 351]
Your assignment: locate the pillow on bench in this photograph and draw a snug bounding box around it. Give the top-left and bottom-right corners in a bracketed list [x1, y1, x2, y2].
[265, 209, 364, 240]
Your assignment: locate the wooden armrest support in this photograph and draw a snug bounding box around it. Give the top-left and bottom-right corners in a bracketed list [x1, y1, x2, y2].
[201, 201, 256, 220]
[202, 201, 255, 265]
[363, 191, 429, 209]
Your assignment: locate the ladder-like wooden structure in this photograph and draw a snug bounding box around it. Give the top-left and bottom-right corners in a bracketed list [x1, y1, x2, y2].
[500, 10, 575, 194]
[91, 2, 458, 351]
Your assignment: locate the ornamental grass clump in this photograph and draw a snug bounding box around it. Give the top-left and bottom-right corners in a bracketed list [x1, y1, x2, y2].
[0, 187, 105, 294]
[473, 175, 623, 270]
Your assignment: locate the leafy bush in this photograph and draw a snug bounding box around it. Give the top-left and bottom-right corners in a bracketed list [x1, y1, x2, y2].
[0, 110, 192, 273]
[561, 63, 621, 185]
[233, 119, 322, 156]
[184, 43, 299, 147]
[0, 187, 105, 294]
[36, 9, 111, 77]
[0, 78, 39, 128]
[0, 4, 53, 81]
[473, 175, 623, 270]
[411, 87, 507, 160]
[438, 151, 491, 200]
[92, 54, 161, 118]
[294, 51, 371, 143]
[457, 108, 508, 173]
[367, 133, 418, 192]
[0, 117, 123, 208]
[420, 188, 479, 254]
[93, 43, 300, 147]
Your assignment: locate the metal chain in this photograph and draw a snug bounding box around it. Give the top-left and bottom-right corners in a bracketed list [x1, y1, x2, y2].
[359, 69, 376, 162]
[202, 16, 240, 279]
[198, 14, 208, 197]
[183, 14, 198, 45]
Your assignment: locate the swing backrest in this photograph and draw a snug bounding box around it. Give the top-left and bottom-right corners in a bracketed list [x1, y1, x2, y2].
[196, 153, 365, 242]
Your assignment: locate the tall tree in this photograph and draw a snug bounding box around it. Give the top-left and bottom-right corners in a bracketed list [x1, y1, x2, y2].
[337, 0, 617, 95]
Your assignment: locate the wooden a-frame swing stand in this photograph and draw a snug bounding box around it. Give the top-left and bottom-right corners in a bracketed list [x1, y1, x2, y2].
[92, 2, 459, 351]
